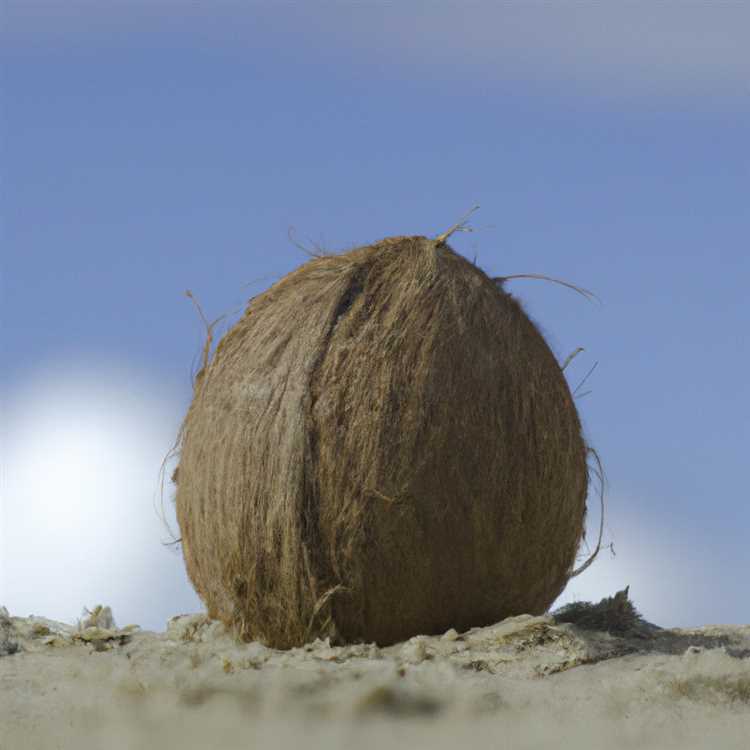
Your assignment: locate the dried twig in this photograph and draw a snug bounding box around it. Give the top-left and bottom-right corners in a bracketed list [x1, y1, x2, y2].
[573, 361, 598, 397]
[494, 273, 600, 303]
[305, 584, 348, 640]
[570, 447, 610, 578]
[435, 204, 481, 244]
[241, 275, 277, 290]
[154, 290, 227, 548]
[288, 226, 330, 258]
[186, 290, 226, 377]
[561, 347, 585, 371]
[365, 488, 401, 505]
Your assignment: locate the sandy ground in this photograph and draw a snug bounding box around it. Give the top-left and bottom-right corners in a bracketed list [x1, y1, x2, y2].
[2, 604, 750, 750]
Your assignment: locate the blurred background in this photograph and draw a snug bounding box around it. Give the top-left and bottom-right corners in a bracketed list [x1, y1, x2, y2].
[2, 1, 748, 632]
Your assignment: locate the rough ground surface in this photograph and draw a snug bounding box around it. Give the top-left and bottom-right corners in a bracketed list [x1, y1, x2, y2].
[2, 604, 749, 750]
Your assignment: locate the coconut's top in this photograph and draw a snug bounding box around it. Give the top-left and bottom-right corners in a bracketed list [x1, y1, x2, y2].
[175, 234, 588, 648]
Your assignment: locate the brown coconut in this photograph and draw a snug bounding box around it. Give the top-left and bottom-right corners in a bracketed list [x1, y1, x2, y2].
[174, 235, 588, 648]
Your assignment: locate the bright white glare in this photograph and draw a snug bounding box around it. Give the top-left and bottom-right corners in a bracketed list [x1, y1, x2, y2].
[0, 360, 202, 630]
[552, 496, 712, 629]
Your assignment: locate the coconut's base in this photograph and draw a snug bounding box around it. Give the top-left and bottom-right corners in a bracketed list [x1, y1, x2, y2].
[3, 606, 750, 750]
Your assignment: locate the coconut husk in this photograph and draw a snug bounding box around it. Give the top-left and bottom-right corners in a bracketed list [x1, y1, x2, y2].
[174, 235, 589, 648]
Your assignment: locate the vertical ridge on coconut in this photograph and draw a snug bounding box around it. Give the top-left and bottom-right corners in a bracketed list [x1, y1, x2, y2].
[174, 235, 589, 648]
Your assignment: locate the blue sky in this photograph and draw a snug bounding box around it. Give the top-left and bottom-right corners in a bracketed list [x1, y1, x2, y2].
[2, 2, 749, 632]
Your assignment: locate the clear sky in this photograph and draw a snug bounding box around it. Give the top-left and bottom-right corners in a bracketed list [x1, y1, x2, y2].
[2, 2, 749, 633]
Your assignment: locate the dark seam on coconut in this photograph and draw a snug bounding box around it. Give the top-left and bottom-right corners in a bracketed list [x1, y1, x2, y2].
[300, 264, 369, 639]
[331, 268, 367, 326]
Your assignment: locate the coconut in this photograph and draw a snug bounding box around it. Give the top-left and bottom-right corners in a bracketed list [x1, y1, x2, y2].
[174, 235, 588, 648]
